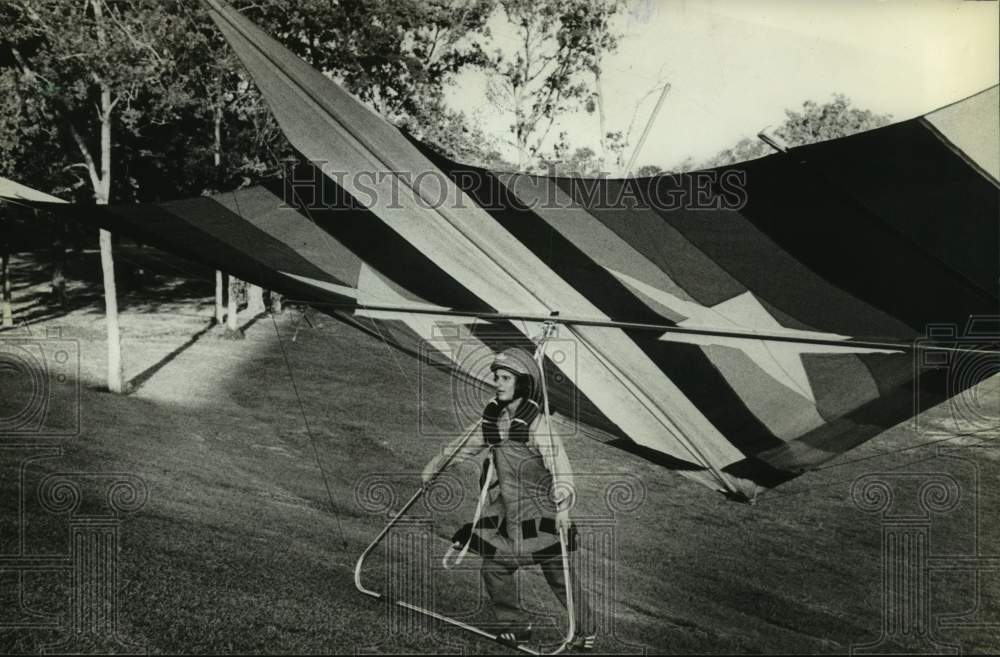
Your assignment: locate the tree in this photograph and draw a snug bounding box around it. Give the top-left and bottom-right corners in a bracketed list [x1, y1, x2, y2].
[634, 163, 663, 177]
[268, 290, 283, 315]
[581, 0, 629, 170]
[215, 270, 224, 325]
[779, 93, 892, 145]
[540, 133, 661, 178]
[162, 5, 293, 192]
[246, 283, 265, 316]
[485, 0, 626, 171]
[167, 9, 243, 327]
[246, 0, 496, 165]
[50, 210, 67, 306]
[226, 274, 243, 339]
[700, 137, 772, 170]
[702, 94, 892, 168]
[152, 7, 299, 332]
[0, 201, 11, 328]
[1, 0, 192, 392]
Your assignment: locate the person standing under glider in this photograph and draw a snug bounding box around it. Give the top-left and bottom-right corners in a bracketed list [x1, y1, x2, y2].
[422, 346, 595, 650]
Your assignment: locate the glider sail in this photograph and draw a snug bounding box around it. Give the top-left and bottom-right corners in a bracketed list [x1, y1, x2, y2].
[4, 0, 997, 499]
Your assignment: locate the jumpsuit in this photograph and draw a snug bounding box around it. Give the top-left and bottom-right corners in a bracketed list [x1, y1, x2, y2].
[427, 400, 593, 635]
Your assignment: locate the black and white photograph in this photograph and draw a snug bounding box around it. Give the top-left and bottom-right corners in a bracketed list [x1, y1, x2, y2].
[0, 0, 997, 653]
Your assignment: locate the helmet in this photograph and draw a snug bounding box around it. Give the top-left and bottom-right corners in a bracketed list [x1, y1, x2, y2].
[489, 347, 541, 400]
[490, 347, 539, 379]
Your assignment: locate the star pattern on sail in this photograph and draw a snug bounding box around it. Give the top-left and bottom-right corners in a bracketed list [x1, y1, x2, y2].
[609, 268, 900, 403]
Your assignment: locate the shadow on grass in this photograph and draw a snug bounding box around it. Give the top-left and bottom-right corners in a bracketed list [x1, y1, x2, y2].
[7, 289, 105, 326]
[127, 319, 219, 393]
[125, 308, 271, 392]
[6, 247, 216, 328]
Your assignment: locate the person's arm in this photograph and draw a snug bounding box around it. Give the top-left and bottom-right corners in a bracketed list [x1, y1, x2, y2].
[421, 423, 487, 484]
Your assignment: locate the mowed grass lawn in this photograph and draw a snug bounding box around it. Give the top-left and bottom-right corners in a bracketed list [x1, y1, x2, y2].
[1, 253, 998, 654]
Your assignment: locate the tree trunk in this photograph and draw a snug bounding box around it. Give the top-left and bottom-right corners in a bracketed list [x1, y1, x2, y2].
[213, 104, 226, 326]
[227, 275, 238, 329]
[99, 228, 123, 392]
[224, 274, 244, 339]
[51, 216, 67, 307]
[97, 115, 123, 391]
[595, 65, 608, 170]
[515, 85, 526, 171]
[215, 270, 224, 324]
[86, 0, 123, 393]
[246, 284, 265, 315]
[213, 104, 223, 169]
[1, 216, 11, 328]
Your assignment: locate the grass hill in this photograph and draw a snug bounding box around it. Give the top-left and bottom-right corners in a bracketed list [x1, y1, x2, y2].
[1, 250, 997, 653]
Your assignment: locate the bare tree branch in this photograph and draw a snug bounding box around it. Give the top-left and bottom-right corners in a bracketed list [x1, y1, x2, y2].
[66, 120, 99, 190]
[99, 0, 167, 66]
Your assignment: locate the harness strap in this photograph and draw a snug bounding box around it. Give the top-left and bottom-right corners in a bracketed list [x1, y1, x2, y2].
[442, 452, 495, 569]
[444, 329, 558, 570]
[531, 525, 579, 563]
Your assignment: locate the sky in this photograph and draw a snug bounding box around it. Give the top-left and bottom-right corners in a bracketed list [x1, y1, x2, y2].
[444, 0, 1000, 172]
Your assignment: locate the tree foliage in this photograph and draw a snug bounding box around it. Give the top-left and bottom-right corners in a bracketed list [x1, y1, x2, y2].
[486, 0, 626, 170]
[0, 4, 896, 197]
[0, 0, 506, 198]
[245, 0, 497, 165]
[702, 93, 892, 169]
[0, 0, 197, 203]
[133, 5, 291, 198]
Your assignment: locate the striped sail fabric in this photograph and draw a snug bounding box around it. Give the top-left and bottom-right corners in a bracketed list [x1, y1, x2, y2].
[6, 1, 996, 499]
[204, 0, 1000, 498]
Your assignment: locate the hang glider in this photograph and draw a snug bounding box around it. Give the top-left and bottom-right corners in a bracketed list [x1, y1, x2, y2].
[3, 0, 997, 502]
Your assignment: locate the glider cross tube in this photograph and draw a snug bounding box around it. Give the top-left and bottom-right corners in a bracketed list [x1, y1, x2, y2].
[299, 301, 996, 355]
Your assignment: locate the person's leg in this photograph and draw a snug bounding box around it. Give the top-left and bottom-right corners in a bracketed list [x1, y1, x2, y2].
[540, 552, 595, 639]
[481, 556, 530, 633]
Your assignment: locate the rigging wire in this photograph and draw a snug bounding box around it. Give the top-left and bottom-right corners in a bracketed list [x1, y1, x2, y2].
[229, 184, 352, 551]
[266, 308, 350, 550]
[159, 5, 352, 545]
[107, 0, 1000, 519]
[254, 146, 482, 441]
[250, 136, 502, 555]
[199, 0, 742, 494]
[250, 125, 471, 550]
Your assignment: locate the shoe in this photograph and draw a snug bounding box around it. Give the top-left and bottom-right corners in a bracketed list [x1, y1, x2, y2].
[497, 624, 532, 647]
[567, 634, 596, 652]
